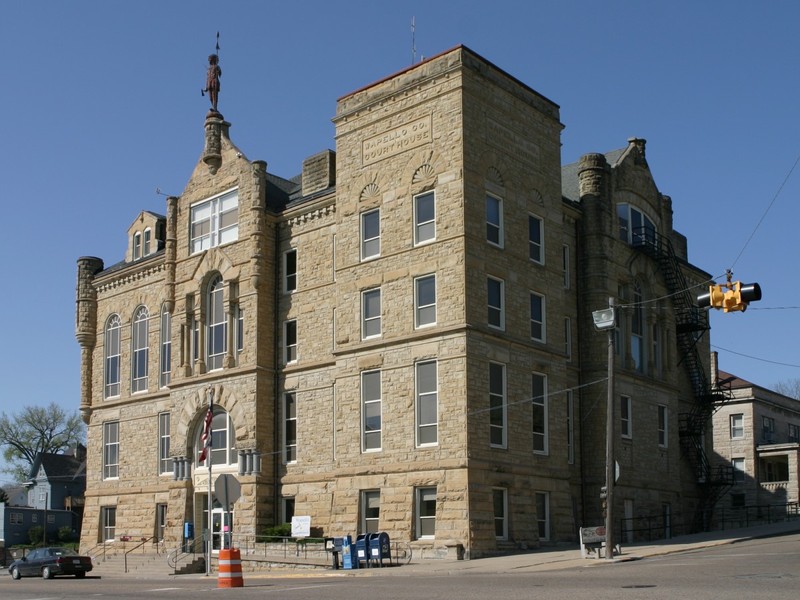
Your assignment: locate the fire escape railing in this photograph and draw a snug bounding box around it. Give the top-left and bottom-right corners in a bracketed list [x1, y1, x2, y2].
[631, 228, 734, 531]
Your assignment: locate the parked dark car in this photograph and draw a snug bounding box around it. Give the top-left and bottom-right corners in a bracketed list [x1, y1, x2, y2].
[8, 547, 93, 579]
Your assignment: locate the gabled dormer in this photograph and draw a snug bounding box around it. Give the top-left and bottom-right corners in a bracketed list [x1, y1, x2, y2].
[126, 210, 166, 262]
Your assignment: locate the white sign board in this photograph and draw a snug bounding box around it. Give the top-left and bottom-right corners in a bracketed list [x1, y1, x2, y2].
[291, 515, 311, 538]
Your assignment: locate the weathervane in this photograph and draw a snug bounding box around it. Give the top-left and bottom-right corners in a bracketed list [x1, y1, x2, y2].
[201, 32, 222, 112]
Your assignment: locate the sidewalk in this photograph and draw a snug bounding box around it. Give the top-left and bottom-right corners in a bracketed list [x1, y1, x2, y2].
[375, 519, 800, 575]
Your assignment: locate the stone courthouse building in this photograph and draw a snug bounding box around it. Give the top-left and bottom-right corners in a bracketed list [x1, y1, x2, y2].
[75, 46, 720, 558]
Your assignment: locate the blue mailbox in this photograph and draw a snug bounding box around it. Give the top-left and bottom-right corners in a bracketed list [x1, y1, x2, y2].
[341, 535, 358, 570]
[355, 534, 370, 567]
[369, 532, 391, 567]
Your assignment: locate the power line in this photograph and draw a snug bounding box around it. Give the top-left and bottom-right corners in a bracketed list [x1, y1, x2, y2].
[712, 344, 800, 369]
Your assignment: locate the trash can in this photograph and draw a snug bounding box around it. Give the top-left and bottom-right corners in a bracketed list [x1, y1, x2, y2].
[369, 532, 391, 567]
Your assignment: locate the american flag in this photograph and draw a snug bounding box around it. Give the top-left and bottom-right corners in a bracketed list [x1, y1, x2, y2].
[198, 400, 213, 463]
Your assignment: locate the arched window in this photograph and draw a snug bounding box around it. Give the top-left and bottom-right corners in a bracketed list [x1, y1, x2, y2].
[133, 232, 142, 261]
[207, 276, 226, 371]
[132, 306, 149, 392]
[196, 408, 236, 467]
[104, 315, 121, 398]
[143, 228, 152, 257]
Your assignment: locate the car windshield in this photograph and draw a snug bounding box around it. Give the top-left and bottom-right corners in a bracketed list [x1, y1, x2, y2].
[49, 548, 78, 557]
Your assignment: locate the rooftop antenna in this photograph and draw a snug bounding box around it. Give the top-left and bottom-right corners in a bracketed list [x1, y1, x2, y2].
[411, 16, 416, 64]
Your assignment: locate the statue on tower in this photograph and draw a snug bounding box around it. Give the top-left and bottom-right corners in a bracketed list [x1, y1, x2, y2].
[203, 53, 222, 112]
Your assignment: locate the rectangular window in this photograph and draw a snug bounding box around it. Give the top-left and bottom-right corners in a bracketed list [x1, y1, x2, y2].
[416, 360, 438, 446]
[361, 209, 380, 260]
[236, 305, 244, 356]
[631, 287, 644, 373]
[361, 490, 380, 534]
[732, 457, 745, 483]
[414, 274, 436, 328]
[730, 414, 744, 438]
[362, 289, 381, 339]
[143, 228, 151, 257]
[101, 506, 117, 542]
[487, 277, 505, 330]
[535, 491, 550, 541]
[282, 497, 295, 524]
[486, 193, 503, 247]
[658, 405, 668, 448]
[414, 191, 436, 244]
[762, 416, 775, 443]
[564, 317, 572, 360]
[103, 421, 120, 479]
[493, 488, 508, 540]
[105, 317, 121, 398]
[789, 423, 800, 443]
[284, 320, 297, 364]
[532, 372, 548, 454]
[566, 390, 575, 465]
[156, 503, 167, 541]
[416, 486, 437, 539]
[562, 244, 570, 289]
[528, 214, 543, 263]
[284, 393, 297, 463]
[160, 309, 171, 388]
[489, 362, 507, 448]
[133, 232, 142, 260]
[284, 249, 297, 293]
[362, 370, 382, 451]
[10, 512, 23, 525]
[190, 188, 239, 253]
[132, 309, 149, 393]
[158, 412, 171, 474]
[651, 322, 661, 375]
[621, 395, 632, 439]
[529, 292, 545, 342]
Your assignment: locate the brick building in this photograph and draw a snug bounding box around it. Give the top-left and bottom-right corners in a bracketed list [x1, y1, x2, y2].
[75, 46, 717, 558]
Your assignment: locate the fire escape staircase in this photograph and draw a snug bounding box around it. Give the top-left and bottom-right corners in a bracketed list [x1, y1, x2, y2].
[632, 229, 734, 531]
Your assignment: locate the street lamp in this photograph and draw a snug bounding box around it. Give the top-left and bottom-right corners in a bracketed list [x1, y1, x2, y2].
[592, 298, 616, 560]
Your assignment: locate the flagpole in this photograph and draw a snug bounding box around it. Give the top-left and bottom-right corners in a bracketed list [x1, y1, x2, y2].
[206, 385, 213, 577]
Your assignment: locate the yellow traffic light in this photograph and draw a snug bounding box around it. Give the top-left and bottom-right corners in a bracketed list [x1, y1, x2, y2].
[697, 280, 761, 312]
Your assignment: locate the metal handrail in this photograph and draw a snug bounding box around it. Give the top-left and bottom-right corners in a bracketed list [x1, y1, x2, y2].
[123, 536, 161, 573]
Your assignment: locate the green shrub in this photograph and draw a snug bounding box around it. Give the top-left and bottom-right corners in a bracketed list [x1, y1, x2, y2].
[58, 526, 76, 543]
[28, 526, 44, 545]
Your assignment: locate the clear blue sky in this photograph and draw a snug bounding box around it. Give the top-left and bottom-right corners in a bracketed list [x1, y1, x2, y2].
[2, 1, 799, 483]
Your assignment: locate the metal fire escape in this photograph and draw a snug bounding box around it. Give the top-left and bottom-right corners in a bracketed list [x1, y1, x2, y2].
[632, 228, 734, 532]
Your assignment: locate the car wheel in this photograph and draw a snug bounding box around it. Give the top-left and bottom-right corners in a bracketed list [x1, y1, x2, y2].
[10, 566, 21, 580]
[42, 566, 53, 579]
[75, 571, 86, 578]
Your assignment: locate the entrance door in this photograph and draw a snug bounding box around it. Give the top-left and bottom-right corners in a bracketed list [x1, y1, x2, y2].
[211, 507, 233, 552]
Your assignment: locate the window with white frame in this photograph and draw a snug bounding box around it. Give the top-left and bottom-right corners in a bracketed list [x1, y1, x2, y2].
[104, 314, 121, 398]
[532, 372, 548, 454]
[206, 276, 226, 371]
[416, 360, 438, 446]
[362, 288, 381, 339]
[10, 512, 23, 525]
[416, 486, 437, 538]
[190, 188, 239, 253]
[529, 292, 545, 342]
[101, 506, 117, 542]
[486, 193, 503, 246]
[414, 274, 436, 328]
[731, 457, 745, 483]
[730, 414, 744, 438]
[143, 228, 152, 257]
[414, 191, 435, 245]
[489, 362, 507, 448]
[284, 249, 297, 293]
[487, 277, 505, 330]
[284, 393, 297, 463]
[196, 408, 237, 467]
[235, 304, 244, 358]
[132, 306, 149, 393]
[562, 244, 570, 288]
[158, 412, 171, 474]
[658, 405, 668, 447]
[159, 307, 171, 388]
[133, 232, 142, 260]
[362, 370, 382, 451]
[566, 390, 575, 464]
[617, 203, 656, 246]
[535, 491, 550, 541]
[360, 208, 380, 260]
[103, 421, 119, 479]
[528, 214, 543, 263]
[284, 320, 297, 364]
[361, 490, 381, 534]
[493, 488, 508, 540]
[631, 285, 644, 373]
[621, 395, 632, 438]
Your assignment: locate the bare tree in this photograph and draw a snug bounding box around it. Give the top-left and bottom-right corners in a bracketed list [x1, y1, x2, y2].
[0, 403, 85, 482]
[773, 378, 800, 400]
